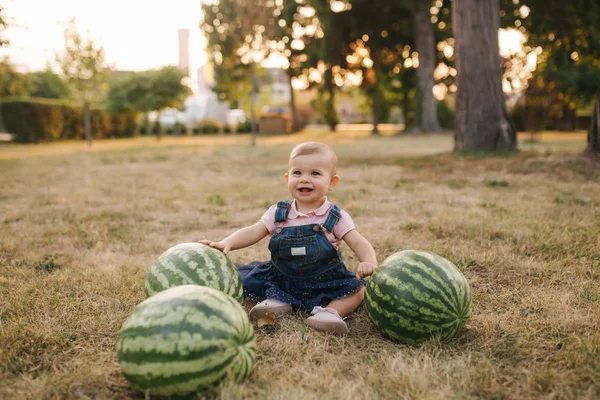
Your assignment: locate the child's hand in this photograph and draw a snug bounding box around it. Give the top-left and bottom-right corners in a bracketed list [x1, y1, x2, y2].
[357, 262, 377, 279]
[199, 240, 231, 255]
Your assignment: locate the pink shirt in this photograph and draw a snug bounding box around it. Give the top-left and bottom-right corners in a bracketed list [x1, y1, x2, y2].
[259, 199, 355, 248]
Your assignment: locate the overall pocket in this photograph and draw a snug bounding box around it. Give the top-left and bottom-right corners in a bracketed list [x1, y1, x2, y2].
[275, 236, 321, 265]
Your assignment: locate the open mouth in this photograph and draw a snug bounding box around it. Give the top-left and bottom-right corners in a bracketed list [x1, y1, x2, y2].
[298, 188, 313, 193]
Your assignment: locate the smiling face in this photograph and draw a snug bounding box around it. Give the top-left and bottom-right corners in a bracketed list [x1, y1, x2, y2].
[285, 151, 340, 212]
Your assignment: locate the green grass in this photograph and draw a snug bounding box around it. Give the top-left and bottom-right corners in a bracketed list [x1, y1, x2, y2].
[0, 130, 598, 399]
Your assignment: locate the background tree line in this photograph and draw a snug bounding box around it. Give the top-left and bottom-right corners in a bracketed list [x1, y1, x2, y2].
[1, 1, 599, 152]
[0, 17, 190, 144]
[202, 0, 600, 153]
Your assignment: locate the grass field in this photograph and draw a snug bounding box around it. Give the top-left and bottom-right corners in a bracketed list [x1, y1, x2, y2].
[0, 130, 598, 399]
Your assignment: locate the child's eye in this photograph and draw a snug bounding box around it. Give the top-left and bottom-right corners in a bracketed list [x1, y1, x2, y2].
[293, 171, 301, 175]
[311, 171, 320, 176]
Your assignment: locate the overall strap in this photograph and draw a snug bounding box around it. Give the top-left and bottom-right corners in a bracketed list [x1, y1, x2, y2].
[322, 204, 341, 232]
[274, 200, 293, 222]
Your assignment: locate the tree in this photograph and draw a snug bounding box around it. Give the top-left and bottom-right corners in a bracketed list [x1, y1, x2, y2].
[413, 0, 442, 132]
[0, 5, 9, 47]
[0, 58, 31, 97]
[339, 0, 416, 133]
[514, 0, 600, 154]
[28, 69, 71, 99]
[452, 0, 516, 151]
[202, 0, 279, 145]
[106, 67, 191, 139]
[56, 19, 109, 146]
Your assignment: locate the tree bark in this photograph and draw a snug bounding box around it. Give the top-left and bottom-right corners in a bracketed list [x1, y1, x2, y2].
[414, 1, 442, 133]
[371, 90, 380, 135]
[587, 92, 600, 154]
[250, 61, 258, 146]
[83, 100, 93, 146]
[452, 0, 516, 151]
[324, 67, 338, 132]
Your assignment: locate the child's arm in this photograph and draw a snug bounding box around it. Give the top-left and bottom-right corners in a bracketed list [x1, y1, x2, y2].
[200, 222, 269, 255]
[342, 229, 378, 279]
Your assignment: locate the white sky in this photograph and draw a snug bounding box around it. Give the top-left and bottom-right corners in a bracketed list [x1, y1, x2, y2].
[0, 0, 206, 72]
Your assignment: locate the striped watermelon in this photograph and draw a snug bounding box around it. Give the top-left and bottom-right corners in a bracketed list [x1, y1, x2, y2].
[365, 250, 471, 344]
[117, 285, 256, 396]
[145, 242, 244, 303]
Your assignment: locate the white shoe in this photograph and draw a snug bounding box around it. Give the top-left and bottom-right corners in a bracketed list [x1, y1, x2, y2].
[249, 298, 292, 320]
[306, 306, 349, 335]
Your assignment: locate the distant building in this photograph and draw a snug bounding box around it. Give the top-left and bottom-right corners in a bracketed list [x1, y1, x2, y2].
[178, 29, 190, 76]
[168, 30, 296, 128]
[171, 28, 229, 127]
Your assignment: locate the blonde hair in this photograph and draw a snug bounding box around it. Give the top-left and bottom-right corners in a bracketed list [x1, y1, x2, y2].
[289, 142, 338, 174]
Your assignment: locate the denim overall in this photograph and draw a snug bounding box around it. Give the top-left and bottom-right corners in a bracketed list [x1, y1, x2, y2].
[268, 200, 344, 278]
[236, 200, 366, 311]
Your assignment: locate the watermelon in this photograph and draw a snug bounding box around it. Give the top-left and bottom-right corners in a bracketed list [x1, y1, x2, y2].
[365, 250, 471, 344]
[117, 285, 256, 396]
[145, 242, 244, 303]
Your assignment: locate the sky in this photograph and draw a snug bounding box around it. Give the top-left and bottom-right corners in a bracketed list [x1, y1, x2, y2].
[0, 0, 206, 72]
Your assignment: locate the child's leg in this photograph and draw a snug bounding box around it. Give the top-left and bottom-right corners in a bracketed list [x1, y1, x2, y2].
[326, 286, 365, 318]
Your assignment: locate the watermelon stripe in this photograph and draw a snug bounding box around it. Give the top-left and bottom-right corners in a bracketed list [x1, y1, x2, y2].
[415, 253, 470, 315]
[160, 259, 197, 286]
[173, 249, 218, 286]
[144, 243, 243, 302]
[367, 290, 452, 326]
[404, 256, 462, 308]
[366, 284, 459, 325]
[372, 271, 457, 318]
[412, 253, 462, 304]
[119, 309, 251, 340]
[119, 343, 239, 363]
[366, 295, 462, 343]
[205, 250, 231, 283]
[394, 266, 459, 315]
[120, 307, 247, 350]
[411, 255, 459, 294]
[146, 264, 171, 294]
[365, 288, 456, 333]
[122, 353, 238, 388]
[118, 324, 237, 348]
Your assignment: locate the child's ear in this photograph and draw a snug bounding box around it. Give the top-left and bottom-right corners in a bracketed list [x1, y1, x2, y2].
[329, 174, 340, 191]
[284, 172, 289, 182]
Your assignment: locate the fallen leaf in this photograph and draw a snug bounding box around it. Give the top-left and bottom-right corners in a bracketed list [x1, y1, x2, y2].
[257, 312, 276, 328]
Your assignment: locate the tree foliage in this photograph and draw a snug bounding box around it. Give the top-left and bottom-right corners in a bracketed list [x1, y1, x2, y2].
[518, 1, 600, 113]
[55, 19, 110, 145]
[56, 19, 109, 103]
[28, 69, 72, 99]
[0, 5, 9, 47]
[0, 58, 31, 97]
[202, 0, 280, 100]
[105, 67, 191, 113]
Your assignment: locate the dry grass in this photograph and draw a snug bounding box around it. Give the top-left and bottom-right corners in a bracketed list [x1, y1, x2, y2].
[0, 130, 598, 399]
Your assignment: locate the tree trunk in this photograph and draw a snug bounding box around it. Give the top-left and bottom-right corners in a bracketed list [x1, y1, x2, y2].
[83, 100, 93, 146]
[250, 61, 258, 146]
[371, 90, 380, 135]
[414, 1, 442, 133]
[452, 0, 516, 151]
[364, 67, 380, 135]
[0, 103, 6, 132]
[287, 70, 299, 132]
[324, 67, 338, 132]
[587, 92, 600, 154]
